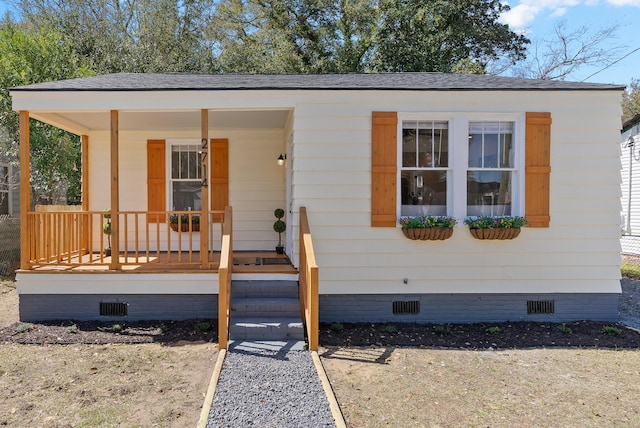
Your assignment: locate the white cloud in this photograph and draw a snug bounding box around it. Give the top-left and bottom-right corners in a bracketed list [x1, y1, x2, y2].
[606, 0, 640, 5]
[500, 0, 582, 30]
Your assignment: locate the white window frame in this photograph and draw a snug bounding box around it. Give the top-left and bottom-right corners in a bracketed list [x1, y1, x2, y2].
[166, 139, 202, 212]
[396, 113, 525, 224]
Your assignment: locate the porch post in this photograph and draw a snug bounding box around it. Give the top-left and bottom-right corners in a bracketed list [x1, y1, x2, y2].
[109, 111, 120, 270]
[81, 135, 89, 253]
[200, 109, 210, 269]
[19, 111, 30, 270]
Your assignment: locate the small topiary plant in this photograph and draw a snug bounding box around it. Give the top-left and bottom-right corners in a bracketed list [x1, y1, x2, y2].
[273, 208, 286, 254]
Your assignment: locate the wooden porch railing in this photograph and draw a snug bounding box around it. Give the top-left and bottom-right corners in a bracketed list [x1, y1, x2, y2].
[24, 209, 225, 269]
[299, 206, 319, 351]
[218, 206, 233, 349]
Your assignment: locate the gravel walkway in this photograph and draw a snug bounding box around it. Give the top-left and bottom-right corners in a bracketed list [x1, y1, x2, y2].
[206, 341, 335, 428]
[620, 278, 640, 330]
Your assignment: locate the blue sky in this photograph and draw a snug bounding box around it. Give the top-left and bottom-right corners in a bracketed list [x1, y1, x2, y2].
[500, 0, 640, 84]
[1, 0, 638, 85]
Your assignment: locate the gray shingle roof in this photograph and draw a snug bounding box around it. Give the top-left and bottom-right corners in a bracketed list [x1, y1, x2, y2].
[11, 72, 624, 92]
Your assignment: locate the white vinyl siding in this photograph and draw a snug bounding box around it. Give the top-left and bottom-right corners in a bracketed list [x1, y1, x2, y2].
[88, 129, 285, 252]
[290, 90, 621, 295]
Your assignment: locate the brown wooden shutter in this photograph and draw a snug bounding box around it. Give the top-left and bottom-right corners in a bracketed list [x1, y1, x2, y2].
[210, 138, 229, 222]
[525, 112, 552, 227]
[371, 112, 398, 227]
[147, 139, 166, 223]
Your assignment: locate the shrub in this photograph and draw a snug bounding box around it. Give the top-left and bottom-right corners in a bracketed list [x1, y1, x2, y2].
[197, 322, 211, 332]
[601, 326, 621, 336]
[111, 324, 123, 333]
[433, 324, 450, 336]
[384, 325, 397, 334]
[557, 324, 572, 334]
[66, 324, 79, 334]
[16, 323, 33, 333]
[487, 326, 501, 334]
[330, 322, 344, 333]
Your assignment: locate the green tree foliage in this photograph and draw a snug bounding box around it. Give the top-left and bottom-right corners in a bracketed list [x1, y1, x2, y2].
[0, 23, 92, 204]
[373, 0, 528, 72]
[210, 0, 528, 73]
[623, 79, 640, 124]
[17, 0, 216, 73]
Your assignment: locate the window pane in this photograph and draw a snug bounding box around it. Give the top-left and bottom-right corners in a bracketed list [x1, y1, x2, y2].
[467, 171, 512, 216]
[403, 121, 448, 168]
[469, 121, 514, 168]
[468, 132, 483, 168]
[433, 127, 448, 168]
[483, 132, 499, 168]
[172, 145, 201, 179]
[417, 128, 433, 167]
[171, 150, 180, 179]
[400, 170, 447, 216]
[500, 132, 513, 168]
[172, 181, 201, 211]
[402, 128, 416, 167]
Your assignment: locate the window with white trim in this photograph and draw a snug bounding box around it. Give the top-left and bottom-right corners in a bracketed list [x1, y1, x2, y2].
[396, 114, 524, 220]
[400, 120, 449, 216]
[467, 121, 515, 216]
[169, 143, 201, 211]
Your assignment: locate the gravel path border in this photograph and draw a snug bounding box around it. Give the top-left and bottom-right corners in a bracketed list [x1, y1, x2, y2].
[206, 342, 336, 427]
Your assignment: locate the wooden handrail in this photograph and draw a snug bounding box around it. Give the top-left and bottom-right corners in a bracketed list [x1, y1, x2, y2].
[299, 206, 319, 351]
[24, 210, 225, 269]
[218, 206, 233, 349]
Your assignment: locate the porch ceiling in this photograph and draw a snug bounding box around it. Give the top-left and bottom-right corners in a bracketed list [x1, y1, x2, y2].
[31, 109, 291, 135]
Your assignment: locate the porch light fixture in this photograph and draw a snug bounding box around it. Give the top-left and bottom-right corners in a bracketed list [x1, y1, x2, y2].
[277, 153, 286, 166]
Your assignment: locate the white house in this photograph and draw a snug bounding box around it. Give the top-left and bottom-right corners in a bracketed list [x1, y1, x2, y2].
[10, 73, 624, 347]
[621, 114, 640, 255]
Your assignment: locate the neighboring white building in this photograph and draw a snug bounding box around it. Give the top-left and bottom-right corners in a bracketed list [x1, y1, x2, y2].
[621, 114, 640, 255]
[10, 73, 624, 324]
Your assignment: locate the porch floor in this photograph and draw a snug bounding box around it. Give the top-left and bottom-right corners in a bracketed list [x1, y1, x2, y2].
[25, 251, 297, 274]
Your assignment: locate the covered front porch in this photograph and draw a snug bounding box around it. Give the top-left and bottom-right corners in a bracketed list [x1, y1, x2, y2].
[13, 81, 318, 349]
[17, 103, 295, 272]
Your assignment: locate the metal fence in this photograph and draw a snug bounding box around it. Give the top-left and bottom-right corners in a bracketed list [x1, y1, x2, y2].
[0, 215, 20, 276]
[622, 234, 640, 271]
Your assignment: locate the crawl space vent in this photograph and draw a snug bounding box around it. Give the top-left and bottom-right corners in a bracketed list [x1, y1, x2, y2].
[527, 300, 555, 314]
[100, 302, 128, 317]
[392, 300, 420, 315]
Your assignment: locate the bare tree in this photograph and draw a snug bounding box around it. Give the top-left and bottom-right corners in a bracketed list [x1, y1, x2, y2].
[510, 20, 623, 80]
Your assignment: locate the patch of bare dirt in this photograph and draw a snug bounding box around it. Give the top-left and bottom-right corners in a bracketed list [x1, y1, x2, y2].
[0, 280, 217, 427]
